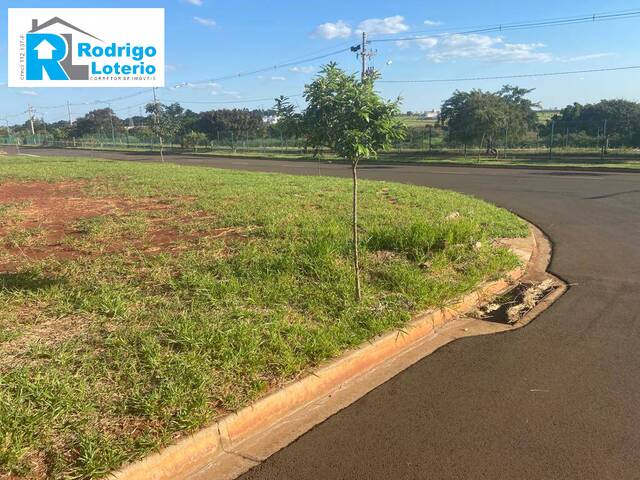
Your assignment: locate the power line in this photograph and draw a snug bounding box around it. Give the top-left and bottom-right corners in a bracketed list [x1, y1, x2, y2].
[172, 47, 351, 87]
[371, 9, 640, 43]
[377, 65, 640, 83]
[162, 93, 303, 106]
[14, 46, 351, 115]
[5, 8, 640, 121]
[367, 7, 640, 39]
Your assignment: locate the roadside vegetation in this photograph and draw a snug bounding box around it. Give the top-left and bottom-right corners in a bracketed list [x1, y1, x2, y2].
[3, 85, 640, 167]
[0, 155, 526, 479]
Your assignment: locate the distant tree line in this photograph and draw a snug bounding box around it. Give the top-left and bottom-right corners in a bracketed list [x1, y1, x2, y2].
[4, 86, 640, 150]
[2, 104, 278, 148]
[539, 99, 640, 147]
[438, 86, 640, 150]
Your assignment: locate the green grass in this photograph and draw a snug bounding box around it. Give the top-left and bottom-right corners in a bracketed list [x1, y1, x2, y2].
[23, 142, 640, 170]
[0, 156, 527, 479]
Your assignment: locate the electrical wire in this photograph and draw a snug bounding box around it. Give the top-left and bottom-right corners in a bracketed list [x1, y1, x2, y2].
[368, 7, 640, 39]
[371, 10, 640, 44]
[4, 8, 640, 121]
[377, 65, 640, 83]
[162, 93, 303, 106]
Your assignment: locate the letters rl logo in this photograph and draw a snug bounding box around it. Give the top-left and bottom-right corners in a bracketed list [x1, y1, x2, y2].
[26, 17, 100, 81]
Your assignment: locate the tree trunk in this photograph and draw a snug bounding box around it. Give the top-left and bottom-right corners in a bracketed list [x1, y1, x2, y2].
[159, 135, 164, 163]
[351, 160, 362, 301]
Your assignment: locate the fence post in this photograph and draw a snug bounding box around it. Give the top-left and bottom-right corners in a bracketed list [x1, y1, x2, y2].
[504, 126, 509, 159]
[600, 120, 607, 160]
[549, 120, 555, 159]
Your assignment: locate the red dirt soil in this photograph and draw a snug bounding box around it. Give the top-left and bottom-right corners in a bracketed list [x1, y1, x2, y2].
[0, 180, 213, 271]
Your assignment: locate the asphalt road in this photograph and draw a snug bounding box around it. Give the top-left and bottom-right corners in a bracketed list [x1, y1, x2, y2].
[11, 147, 640, 479]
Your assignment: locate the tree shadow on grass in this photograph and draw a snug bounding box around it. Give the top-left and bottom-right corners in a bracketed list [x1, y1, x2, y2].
[0, 271, 62, 292]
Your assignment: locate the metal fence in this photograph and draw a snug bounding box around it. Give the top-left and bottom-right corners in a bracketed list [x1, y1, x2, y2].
[3, 121, 640, 163]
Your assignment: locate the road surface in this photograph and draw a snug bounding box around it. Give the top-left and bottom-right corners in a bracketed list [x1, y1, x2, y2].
[10, 147, 640, 479]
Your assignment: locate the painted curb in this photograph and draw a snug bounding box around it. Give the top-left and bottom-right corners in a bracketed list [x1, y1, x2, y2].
[111, 225, 543, 480]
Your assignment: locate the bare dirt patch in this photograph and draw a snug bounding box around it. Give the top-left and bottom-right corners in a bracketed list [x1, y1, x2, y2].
[0, 180, 241, 271]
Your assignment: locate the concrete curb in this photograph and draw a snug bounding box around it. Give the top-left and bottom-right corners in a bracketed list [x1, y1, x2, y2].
[112, 223, 558, 480]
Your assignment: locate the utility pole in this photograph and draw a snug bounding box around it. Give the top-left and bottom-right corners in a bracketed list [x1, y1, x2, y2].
[27, 105, 35, 136]
[361, 32, 367, 80]
[66, 100, 73, 126]
[352, 32, 376, 81]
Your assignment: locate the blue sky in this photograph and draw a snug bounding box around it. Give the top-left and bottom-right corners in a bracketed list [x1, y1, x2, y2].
[2, 0, 640, 123]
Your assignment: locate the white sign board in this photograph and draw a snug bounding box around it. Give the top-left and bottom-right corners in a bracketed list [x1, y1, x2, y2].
[8, 8, 165, 88]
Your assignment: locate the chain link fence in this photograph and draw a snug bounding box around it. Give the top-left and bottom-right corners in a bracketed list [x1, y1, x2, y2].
[3, 120, 640, 163]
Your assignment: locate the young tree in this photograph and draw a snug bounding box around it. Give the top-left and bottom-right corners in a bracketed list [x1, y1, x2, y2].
[277, 63, 405, 300]
[274, 95, 303, 139]
[145, 102, 183, 162]
[182, 130, 208, 151]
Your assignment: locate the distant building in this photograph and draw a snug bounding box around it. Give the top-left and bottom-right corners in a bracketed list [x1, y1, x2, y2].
[263, 115, 279, 125]
[424, 109, 439, 120]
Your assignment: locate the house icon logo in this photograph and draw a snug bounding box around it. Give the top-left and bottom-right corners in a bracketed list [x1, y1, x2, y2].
[27, 17, 102, 81]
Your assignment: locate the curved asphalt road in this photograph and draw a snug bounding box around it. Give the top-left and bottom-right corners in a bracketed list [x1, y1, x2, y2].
[12, 148, 640, 479]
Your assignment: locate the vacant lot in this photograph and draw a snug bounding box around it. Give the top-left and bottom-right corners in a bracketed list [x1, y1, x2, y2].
[0, 156, 526, 479]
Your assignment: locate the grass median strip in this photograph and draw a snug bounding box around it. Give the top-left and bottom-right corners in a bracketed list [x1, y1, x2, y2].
[0, 156, 527, 479]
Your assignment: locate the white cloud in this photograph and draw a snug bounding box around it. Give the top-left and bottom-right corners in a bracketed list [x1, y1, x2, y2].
[561, 53, 616, 62]
[416, 38, 438, 49]
[289, 65, 316, 74]
[20, 90, 38, 96]
[357, 15, 409, 35]
[175, 81, 220, 90]
[313, 20, 352, 39]
[271, 76, 286, 81]
[166, 64, 178, 72]
[417, 33, 552, 63]
[396, 37, 437, 49]
[183, 0, 203, 5]
[423, 19, 442, 26]
[193, 16, 216, 28]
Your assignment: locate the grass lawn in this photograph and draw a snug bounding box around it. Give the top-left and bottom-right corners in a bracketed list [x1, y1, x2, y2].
[0, 156, 527, 479]
[21, 144, 640, 170]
